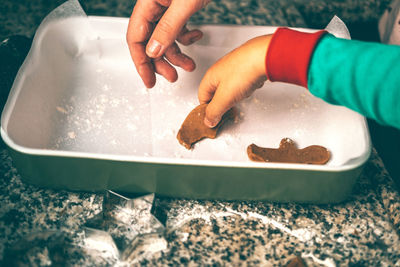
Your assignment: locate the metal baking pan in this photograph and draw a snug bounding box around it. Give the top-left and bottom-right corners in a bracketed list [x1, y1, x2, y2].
[1, 16, 371, 203]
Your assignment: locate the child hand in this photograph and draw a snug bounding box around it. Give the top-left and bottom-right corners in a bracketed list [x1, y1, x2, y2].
[198, 34, 273, 128]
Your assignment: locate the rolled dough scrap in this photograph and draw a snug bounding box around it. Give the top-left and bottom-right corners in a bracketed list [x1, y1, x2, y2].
[177, 104, 236, 149]
[285, 256, 306, 267]
[247, 138, 330, 165]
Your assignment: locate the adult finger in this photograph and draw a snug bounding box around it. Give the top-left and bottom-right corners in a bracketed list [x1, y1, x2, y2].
[164, 42, 196, 72]
[153, 57, 178, 82]
[127, 0, 166, 87]
[177, 25, 203, 46]
[127, 1, 161, 41]
[146, 0, 207, 58]
[128, 43, 156, 88]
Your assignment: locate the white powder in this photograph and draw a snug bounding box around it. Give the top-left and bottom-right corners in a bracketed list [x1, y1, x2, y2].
[56, 106, 68, 114]
[68, 131, 76, 139]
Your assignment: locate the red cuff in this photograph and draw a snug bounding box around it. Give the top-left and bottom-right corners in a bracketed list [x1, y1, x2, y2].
[266, 28, 327, 88]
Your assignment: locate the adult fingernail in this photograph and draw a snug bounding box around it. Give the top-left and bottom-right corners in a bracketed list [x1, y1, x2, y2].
[147, 39, 162, 57]
[204, 117, 218, 128]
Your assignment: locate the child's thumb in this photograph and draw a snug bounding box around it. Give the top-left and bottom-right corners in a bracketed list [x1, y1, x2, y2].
[204, 89, 236, 128]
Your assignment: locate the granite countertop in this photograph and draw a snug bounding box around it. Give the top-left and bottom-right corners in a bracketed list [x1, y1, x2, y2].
[1, 0, 400, 266]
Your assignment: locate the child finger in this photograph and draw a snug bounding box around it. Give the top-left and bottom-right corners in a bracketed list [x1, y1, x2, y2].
[198, 68, 219, 104]
[204, 84, 237, 128]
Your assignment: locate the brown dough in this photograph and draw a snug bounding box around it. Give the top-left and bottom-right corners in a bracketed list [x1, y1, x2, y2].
[285, 256, 306, 267]
[177, 104, 236, 149]
[247, 138, 330, 165]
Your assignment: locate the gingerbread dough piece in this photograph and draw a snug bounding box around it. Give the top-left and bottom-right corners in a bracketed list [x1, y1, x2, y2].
[177, 104, 236, 149]
[285, 256, 306, 267]
[247, 138, 330, 165]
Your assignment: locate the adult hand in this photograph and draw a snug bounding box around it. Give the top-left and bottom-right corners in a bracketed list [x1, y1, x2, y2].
[127, 0, 210, 88]
[198, 35, 273, 128]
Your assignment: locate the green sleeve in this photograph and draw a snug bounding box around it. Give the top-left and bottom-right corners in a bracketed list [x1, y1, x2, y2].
[308, 34, 400, 129]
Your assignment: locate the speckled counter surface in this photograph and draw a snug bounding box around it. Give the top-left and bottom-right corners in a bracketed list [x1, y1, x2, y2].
[1, 0, 400, 266]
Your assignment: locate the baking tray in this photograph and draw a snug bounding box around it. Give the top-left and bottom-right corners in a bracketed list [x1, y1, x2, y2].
[1, 16, 371, 203]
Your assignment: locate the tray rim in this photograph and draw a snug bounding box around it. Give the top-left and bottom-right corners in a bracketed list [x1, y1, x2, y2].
[1, 127, 371, 172]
